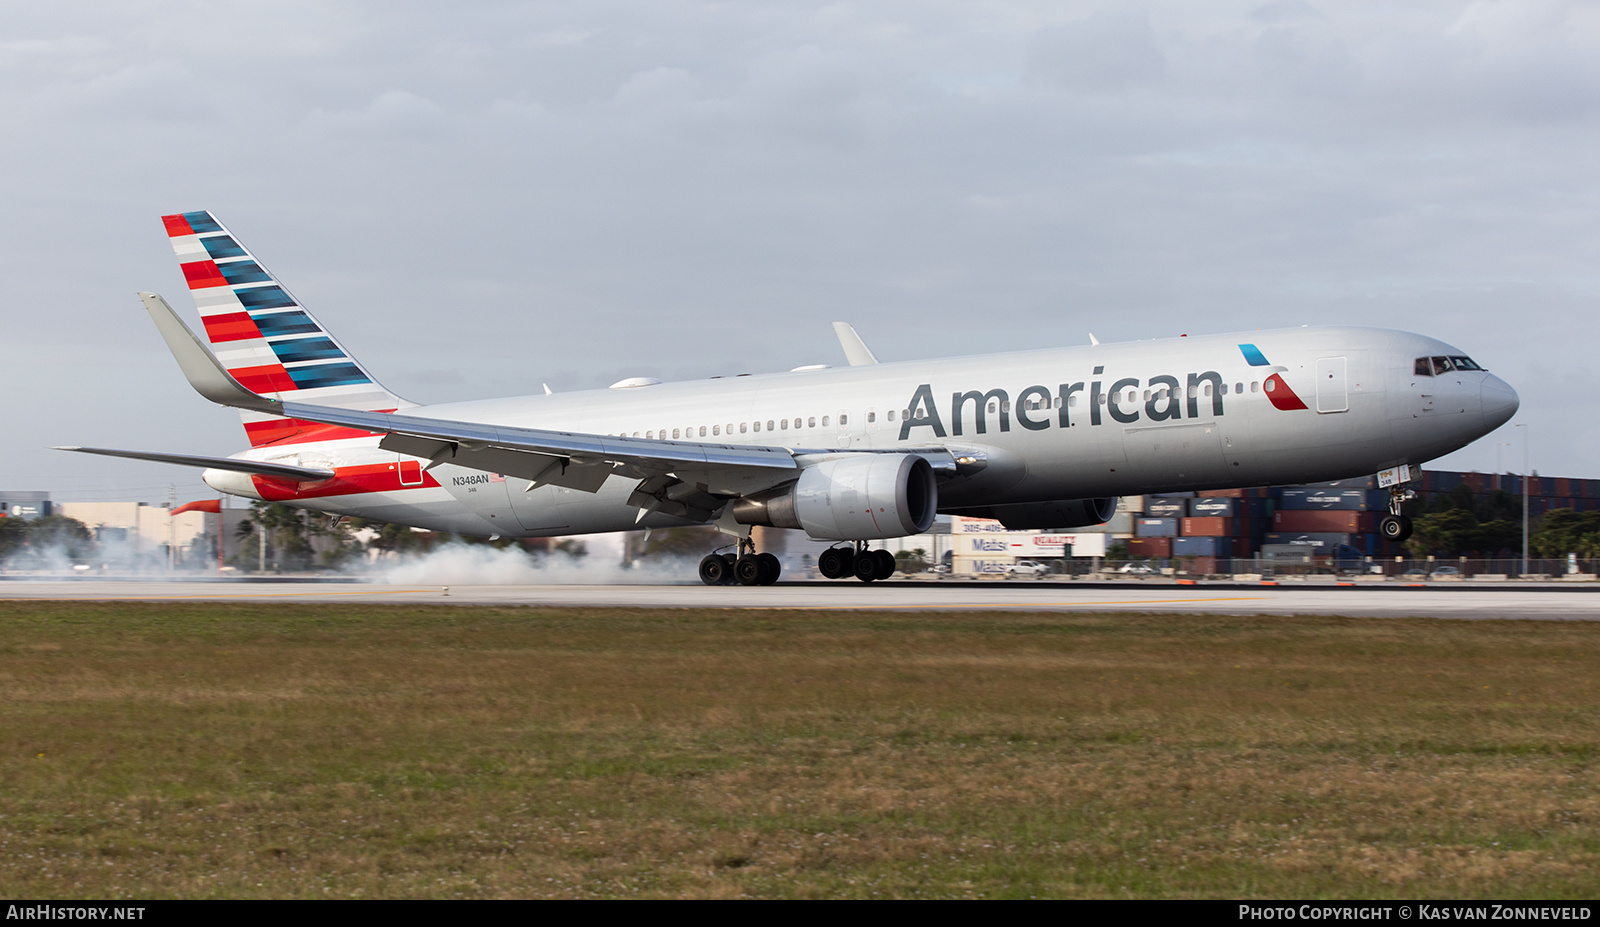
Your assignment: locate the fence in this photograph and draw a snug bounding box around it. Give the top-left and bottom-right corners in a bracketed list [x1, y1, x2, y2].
[1061, 557, 1600, 579]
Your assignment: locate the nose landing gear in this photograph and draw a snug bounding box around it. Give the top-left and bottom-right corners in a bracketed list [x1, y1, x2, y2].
[1377, 466, 1417, 543]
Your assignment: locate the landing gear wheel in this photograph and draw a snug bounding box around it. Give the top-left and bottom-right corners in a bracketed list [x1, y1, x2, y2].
[719, 553, 738, 584]
[757, 553, 781, 585]
[1379, 514, 1413, 543]
[735, 555, 764, 586]
[873, 549, 897, 581]
[854, 552, 881, 582]
[818, 547, 854, 579]
[698, 554, 730, 586]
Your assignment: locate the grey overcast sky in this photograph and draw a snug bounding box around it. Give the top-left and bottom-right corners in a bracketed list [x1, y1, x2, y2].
[2, 1, 1594, 504]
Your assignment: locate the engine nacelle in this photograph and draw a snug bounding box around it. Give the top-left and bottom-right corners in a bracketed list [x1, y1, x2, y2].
[948, 497, 1117, 530]
[734, 454, 938, 540]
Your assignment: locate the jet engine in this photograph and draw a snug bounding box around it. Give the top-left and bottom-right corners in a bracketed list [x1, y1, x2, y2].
[947, 497, 1117, 530]
[734, 453, 938, 540]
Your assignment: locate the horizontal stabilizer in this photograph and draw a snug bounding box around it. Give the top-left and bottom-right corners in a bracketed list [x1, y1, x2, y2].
[139, 293, 281, 413]
[54, 446, 336, 482]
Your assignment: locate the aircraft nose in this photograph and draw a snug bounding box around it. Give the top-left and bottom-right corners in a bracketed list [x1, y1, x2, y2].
[1481, 375, 1519, 430]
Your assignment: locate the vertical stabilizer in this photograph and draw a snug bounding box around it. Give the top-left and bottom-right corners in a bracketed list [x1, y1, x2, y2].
[161, 210, 412, 446]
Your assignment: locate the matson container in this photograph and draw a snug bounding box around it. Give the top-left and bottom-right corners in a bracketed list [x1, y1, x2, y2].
[1273, 510, 1376, 533]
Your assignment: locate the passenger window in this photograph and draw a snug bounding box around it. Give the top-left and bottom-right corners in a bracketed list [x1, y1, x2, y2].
[887, 410, 895, 422]
[867, 412, 876, 423]
[822, 416, 831, 427]
[987, 402, 996, 414]
[1203, 384, 1212, 397]
[713, 425, 720, 435]
[1250, 382, 1259, 393]
[767, 420, 774, 431]
[841, 414, 849, 426]
[699, 426, 707, 437]
[781, 419, 788, 430]
[1219, 384, 1228, 396]
[1142, 390, 1150, 402]
[1265, 380, 1275, 393]
[741, 423, 748, 434]
[809, 417, 817, 428]
[1415, 358, 1433, 377]
[1235, 382, 1243, 394]
[633, 431, 640, 438]
[1068, 396, 1077, 408]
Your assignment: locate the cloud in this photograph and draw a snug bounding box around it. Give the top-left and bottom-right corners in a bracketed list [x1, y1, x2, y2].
[4, 0, 1598, 492]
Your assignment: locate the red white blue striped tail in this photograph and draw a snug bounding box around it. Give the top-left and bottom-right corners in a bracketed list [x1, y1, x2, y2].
[161, 210, 411, 447]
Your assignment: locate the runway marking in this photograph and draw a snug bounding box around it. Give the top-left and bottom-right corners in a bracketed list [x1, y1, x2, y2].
[9, 589, 438, 601]
[751, 596, 1271, 610]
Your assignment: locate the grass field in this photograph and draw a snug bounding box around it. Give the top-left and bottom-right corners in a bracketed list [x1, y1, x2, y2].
[1, 601, 1596, 899]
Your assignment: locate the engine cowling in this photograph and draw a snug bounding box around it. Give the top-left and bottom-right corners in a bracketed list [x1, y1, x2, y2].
[734, 454, 938, 540]
[948, 497, 1117, 530]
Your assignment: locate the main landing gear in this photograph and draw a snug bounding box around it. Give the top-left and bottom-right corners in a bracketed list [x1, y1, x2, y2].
[698, 536, 781, 586]
[817, 543, 898, 583]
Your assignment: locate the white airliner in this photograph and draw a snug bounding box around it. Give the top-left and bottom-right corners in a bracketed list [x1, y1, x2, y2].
[61, 211, 1520, 584]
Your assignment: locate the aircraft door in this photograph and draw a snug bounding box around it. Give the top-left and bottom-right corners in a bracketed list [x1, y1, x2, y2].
[1316, 357, 1349, 413]
[397, 456, 424, 486]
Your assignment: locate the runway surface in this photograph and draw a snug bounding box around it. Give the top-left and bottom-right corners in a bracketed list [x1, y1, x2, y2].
[2, 578, 1599, 620]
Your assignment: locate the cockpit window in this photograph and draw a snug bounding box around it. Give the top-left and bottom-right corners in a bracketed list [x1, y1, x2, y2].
[1414, 358, 1433, 377]
[1449, 355, 1484, 371]
[1431, 356, 1455, 375]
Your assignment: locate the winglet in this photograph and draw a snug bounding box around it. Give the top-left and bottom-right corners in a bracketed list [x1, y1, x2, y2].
[831, 322, 879, 366]
[138, 292, 280, 413]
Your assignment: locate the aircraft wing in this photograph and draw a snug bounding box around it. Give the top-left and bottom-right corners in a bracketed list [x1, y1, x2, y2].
[54, 446, 337, 482]
[276, 399, 800, 495]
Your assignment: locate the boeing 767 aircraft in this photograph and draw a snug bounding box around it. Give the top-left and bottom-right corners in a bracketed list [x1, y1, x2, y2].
[60, 211, 1520, 584]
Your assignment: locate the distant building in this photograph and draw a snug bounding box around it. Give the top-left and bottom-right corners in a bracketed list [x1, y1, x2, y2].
[0, 491, 51, 519]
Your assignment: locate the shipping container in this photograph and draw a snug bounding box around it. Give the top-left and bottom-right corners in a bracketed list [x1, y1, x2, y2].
[1262, 532, 1378, 555]
[1180, 516, 1234, 537]
[1127, 537, 1173, 558]
[1273, 510, 1376, 533]
[1181, 556, 1232, 575]
[1197, 487, 1269, 499]
[1145, 499, 1188, 518]
[1189, 497, 1268, 518]
[1174, 536, 1230, 557]
[1135, 517, 1180, 537]
[1278, 488, 1388, 511]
